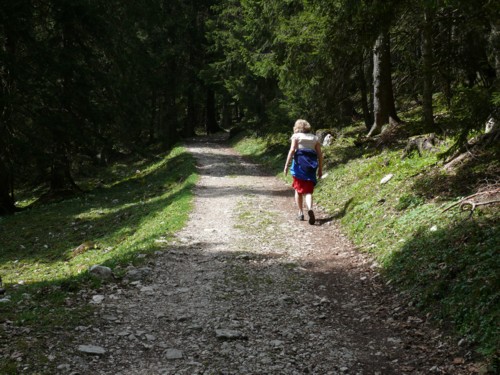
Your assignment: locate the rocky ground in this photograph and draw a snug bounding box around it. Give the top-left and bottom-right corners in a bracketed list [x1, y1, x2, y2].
[62, 135, 478, 374]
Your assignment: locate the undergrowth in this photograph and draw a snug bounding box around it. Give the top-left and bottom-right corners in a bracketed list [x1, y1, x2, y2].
[231, 124, 499, 362]
[0, 145, 197, 374]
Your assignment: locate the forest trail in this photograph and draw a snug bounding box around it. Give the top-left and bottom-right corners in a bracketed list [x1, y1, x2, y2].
[67, 134, 471, 374]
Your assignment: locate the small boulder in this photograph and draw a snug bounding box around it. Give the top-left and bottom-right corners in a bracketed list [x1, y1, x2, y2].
[89, 265, 114, 280]
[126, 267, 152, 281]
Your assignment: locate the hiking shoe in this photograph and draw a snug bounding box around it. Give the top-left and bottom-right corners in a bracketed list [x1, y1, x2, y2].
[297, 214, 304, 221]
[307, 210, 315, 225]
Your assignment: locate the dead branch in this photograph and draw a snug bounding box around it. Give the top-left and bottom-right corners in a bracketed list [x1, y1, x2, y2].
[442, 188, 500, 217]
[443, 128, 499, 171]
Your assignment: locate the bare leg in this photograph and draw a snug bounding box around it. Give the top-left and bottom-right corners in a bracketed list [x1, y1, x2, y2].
[305, 193, 313, 211]
[295, 191, 303, 215]
[305, 193, 315, 224]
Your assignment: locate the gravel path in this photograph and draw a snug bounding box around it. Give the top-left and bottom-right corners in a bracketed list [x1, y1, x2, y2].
[67, 135, 472, 374]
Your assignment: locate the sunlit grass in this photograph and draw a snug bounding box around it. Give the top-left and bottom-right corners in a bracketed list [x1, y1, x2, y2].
[0, 147, 196, 287]
[0, 145, 198, 373]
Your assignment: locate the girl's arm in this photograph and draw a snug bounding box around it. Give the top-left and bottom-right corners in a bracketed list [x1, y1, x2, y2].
[284, 138, 299, 176]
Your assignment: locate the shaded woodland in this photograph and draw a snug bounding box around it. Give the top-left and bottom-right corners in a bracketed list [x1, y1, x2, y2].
[1, 0, 499, 214]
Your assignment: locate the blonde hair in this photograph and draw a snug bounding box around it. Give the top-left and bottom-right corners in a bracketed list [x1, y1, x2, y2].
[293, 119, 311, 133]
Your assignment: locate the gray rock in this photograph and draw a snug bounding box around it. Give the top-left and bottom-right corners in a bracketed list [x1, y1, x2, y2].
[77, 345, 106, 355]
[164, 348, 183, 360]
[91, 295, 105, 304]
[269, 340, 284, 348]
[140, 286, 155, 294]
[126, 267, 152, 281]
[215, 329, 247, 340]
[89, 265, 113, 280]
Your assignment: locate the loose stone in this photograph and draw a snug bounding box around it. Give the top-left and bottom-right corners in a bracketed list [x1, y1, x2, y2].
[164, 348, 183, 360]
[215, 329, 248, 340]
[77, 345, 106, 355]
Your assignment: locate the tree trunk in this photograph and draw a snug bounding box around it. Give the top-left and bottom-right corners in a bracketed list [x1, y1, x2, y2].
[422, 5, 434, 129]
[159, 60, 179, 148]
[205, 88, 219, 134]
[149, 90, 158, 143]
[0, 28, 17, 215]
[359, 59, 372, 131]
[183, 87, 196, 137]
[0, 159, 15, 215]
[490, 19, 500, 88]
[368, 29, 400, 137]
[49, 145, 80, 193]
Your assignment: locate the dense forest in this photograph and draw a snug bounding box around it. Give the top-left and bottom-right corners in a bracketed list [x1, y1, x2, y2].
[1, 0, 499, 214]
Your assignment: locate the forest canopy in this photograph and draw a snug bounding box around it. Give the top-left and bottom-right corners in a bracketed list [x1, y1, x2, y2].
[1, 0, 499, 214]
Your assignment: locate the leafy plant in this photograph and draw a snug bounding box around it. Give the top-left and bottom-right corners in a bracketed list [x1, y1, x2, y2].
[395, 194, 425, 211]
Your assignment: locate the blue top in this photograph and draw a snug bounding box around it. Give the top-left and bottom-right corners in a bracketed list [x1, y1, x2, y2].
[290, 149, 318, 185]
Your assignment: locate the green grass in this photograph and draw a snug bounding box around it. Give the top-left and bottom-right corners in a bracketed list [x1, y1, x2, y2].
[231, 131, 289, 172]
[231, 124, 499, 361]
[0, 145, 197, 374]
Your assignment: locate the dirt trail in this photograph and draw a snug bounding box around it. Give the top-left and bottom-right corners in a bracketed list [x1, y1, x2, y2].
[67, 135, 471, 374]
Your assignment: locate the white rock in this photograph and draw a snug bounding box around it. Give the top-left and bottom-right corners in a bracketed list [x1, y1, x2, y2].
[91, 295, 105, 304]
[322, 134, 333, 146]
[380, 174, 394, 184]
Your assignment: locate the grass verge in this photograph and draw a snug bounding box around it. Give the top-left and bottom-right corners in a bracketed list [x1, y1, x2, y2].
[0, 145, 197, 374]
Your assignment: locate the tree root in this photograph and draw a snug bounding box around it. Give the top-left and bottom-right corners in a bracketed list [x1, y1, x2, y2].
[442, 188, 500, 218]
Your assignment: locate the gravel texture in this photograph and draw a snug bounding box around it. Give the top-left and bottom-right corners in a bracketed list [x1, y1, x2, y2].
[65, 135, 475, 374]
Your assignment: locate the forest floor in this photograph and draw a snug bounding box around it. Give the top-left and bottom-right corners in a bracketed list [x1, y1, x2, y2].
[64, 134, 477, 374]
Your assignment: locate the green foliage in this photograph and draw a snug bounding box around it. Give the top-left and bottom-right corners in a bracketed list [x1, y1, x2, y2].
[230, 130, 289, 172]
[395, 194, 425, 211]
[447, 87, 493, 136]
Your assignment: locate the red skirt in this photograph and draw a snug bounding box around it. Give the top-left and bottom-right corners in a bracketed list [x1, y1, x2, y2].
[292, 177, 315, 194]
